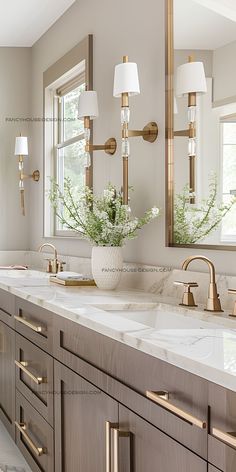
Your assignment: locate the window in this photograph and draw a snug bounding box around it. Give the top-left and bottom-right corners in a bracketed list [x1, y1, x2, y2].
[43, 35, 93, 238]
[54, 76, 86, 234]
[220, 116, 236, 242]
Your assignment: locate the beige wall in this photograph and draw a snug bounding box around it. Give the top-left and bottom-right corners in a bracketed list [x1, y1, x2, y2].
[28, 0, 236, 274]
[0, 48, 31, 250]
[213, 40, 236, 103]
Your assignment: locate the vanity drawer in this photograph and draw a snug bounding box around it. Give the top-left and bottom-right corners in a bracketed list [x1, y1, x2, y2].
[15, 333, 54, 426]
[0, 288, 15, 327]
[15, 390, 54, 472]
[15, 298, 53, 354]
[53, 316, 208, 458]
[208, 383, 236, 471]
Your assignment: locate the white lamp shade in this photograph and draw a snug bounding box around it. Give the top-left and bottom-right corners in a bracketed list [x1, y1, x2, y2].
[78, 91, 99, 120]
[15, 136, 28, 156]
[174, 96, 178, 115]
[113, 62, 140, 97]
[176, 61, 207, 97]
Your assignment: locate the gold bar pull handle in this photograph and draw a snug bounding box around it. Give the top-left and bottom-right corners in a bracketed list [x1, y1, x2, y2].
[113, 428, 131, 472]
[15, 360, 47, 385]
[105, 421, 119, 472]
[14, 315, 45, 333]
[212, 428, 236, 448]
[146, 391, 207, 430]
[15, 421, 47, 456]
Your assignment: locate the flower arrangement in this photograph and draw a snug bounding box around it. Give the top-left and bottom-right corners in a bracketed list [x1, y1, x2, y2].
[49, 178, 160, 247]
[174, 175, 236, 244]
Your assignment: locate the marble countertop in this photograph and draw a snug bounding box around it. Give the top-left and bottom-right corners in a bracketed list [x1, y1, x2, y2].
[0, 269, 236, 392]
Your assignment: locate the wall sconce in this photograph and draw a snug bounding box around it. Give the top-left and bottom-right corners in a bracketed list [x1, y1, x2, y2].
[14, 135, 40, 216]
[175, 56, 207, 203]
[113, 56, 158, 205]
[78, 90, 117, 185]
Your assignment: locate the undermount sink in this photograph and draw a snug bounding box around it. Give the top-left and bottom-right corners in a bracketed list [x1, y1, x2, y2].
[106, 308, 221, 329]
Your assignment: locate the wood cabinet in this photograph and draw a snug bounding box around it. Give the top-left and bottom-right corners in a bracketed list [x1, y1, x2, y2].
[118, 405, 207, 472]
[54, 360, 118, 472]
[0, 320, 15, 438]
[15, 390, 54, 472]
[15, 333, 54, 426]
[0, 291, 235, 472]
[0, 288, 15, 327]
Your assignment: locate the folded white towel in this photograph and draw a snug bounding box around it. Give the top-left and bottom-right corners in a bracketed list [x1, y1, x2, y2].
[56, 271, 89, 281]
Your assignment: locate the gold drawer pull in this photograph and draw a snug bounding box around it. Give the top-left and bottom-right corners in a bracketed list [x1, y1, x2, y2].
[105, 421, 119, 472]
[212, 428, 236, 448]
[15, 360, 47, 385]
[15, 421, 47, 456]
[14, 315, 45, 333]
[146, 391, 207, 430]
[113, 428, 131, 472]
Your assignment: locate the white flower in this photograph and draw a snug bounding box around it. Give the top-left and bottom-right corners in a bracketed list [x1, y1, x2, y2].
[104, 188, 115, 200]
[151, 207, 160, 217]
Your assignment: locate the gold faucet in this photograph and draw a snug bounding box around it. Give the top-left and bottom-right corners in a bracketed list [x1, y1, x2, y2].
[38, 243, 65, 274]
[181, 255, 223, 313]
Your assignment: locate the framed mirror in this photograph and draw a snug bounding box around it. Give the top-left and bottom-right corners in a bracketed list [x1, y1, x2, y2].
[166, 0, 236, 250]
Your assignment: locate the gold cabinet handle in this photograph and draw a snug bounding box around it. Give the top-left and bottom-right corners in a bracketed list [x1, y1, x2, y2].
[15, 421, 47, 456]
[14, 315, 45, 333]
[146, 391, 207, 430]
[105, 421, 119, 472]
[212, 428, 236, 448]
[15, 360, 47, 385]
[113, 428, 131, 472]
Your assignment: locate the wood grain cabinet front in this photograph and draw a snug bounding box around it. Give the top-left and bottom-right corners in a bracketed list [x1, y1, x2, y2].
[15, 333, 54, 426]
[54, 360, 119, 472]
[117, 405, 207, 472]
[53, 315, 208, 458]
[15, 298, 53, 354]
[208, 383, 236, 471]
[0, 320, 15, 438]
[0, 288, 15, 327]
[15, 390, 54, 472]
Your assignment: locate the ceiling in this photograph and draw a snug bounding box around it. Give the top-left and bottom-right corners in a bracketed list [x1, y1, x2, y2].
[174, 0, 236, 50]
[0, 0, 76, 47]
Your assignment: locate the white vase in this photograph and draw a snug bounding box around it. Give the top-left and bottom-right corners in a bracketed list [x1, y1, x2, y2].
[92, 246, 123, 290]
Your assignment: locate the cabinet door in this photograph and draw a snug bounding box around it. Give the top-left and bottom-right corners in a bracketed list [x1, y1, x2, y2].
[0, 320, 15, 438]
[208, 467, 223, 472]
[54, 360, 119, 472]
[118, 405, 207, 472]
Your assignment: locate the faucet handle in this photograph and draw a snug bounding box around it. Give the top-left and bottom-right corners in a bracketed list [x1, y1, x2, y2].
[228, 289, 236, 317]
[174, 281, 198, 307]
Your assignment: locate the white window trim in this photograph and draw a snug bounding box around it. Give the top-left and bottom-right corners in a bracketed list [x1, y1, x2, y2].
[43, 35, 93, 239]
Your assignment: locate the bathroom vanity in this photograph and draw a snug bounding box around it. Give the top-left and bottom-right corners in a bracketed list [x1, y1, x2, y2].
[0, 271, 235, 472]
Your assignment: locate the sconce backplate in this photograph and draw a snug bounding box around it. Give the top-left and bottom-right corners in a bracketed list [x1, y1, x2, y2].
[143, 122, 158, 143]
[105, 138, 117, 155]
[32, 170, 40, 182]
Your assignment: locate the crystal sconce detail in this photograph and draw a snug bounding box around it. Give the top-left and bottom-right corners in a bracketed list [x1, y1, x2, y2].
[78, 90, 117, 186]
[175, 56, 207, 203]
[113, 56, 158, 204]
[14, 135, 40, 216]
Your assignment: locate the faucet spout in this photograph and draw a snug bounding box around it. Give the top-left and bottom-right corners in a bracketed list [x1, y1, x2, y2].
[181, 255, 223, 313]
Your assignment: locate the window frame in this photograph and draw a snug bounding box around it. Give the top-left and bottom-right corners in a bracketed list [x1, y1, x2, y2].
[43, 35, 93, 239]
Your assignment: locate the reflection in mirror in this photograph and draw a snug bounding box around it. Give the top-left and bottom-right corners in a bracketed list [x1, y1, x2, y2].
[167, 0, 236, 248]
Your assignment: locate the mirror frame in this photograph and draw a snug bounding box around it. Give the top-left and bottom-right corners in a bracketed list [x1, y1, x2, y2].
[165, 0, 236, 251]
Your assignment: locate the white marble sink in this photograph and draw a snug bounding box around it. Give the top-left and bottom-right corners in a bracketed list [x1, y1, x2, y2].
[106, 308, 222, 329]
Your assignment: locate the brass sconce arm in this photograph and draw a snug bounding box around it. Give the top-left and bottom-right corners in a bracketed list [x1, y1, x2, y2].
[123, 122, 158, 142]
[85, 138, 117, 155]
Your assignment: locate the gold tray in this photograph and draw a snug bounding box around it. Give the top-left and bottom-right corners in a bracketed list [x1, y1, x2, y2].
[50, 276, 96, 286]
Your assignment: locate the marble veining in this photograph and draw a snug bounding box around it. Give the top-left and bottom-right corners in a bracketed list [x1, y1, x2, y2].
[0, 268, 236, 391]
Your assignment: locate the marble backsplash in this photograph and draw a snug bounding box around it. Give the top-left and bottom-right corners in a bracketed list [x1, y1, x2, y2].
[0, 250, 236, 311]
